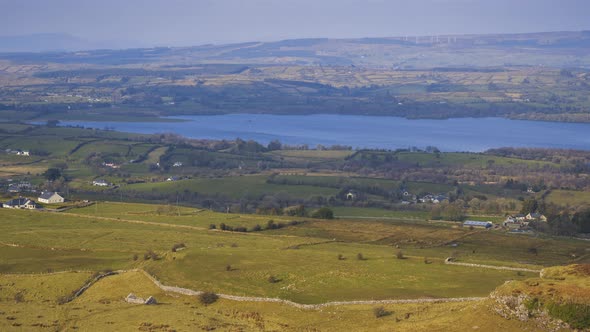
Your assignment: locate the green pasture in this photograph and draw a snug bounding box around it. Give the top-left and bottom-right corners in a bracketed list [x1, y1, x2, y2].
[120, 175, 338, 199]
[546, 189, 590, 207]
[0, 207, 541, 305]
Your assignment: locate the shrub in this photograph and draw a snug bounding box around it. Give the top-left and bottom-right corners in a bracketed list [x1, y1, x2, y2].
[198, 292, 219, 305]
[14, 292, 24, 303]
[144, 250, 158, 260]
[251, 224, 262, 232]
[208, 224, 216, 230]
[546, 302, 590, 329]
[266, 220, 277, 230]
[133, 254, 138, 261]
[373, 306, 391, 318]
[524, 297, 541, 311]
[311, 207, 334, 219]
[357, 253, 365, 260]
[56, 296, 69, 305]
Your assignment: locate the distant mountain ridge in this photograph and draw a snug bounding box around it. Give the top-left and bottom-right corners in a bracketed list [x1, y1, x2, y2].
[1, 30, 590, 68]
[0, 33, 142, 53]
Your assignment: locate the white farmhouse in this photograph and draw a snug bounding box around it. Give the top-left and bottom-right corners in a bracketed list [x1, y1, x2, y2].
[3, 197, 39, 209]
[93, 179, 110, 187]
[38, 192, 65, 204]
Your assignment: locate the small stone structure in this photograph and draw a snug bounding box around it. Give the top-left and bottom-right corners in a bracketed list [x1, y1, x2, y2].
[125, 293, 157, 305]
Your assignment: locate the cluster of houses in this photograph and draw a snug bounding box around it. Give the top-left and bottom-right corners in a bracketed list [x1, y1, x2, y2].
[458, 213, 548, 231]
[461, 213, 547, 231]
[417, 193, 448, 204]
[345, 189, 448, 205]
[503, 213, 547, 229]
[4, 149, 30, 156]
[7, 181, 34, 193]
[2, 191, 64, 209]
[401, 191, 448, 205]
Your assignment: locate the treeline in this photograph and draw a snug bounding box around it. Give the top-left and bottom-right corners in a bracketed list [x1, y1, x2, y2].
[486, 147, 590, 162]
[522, 197, 590, 235]
[486, 148, 590, 173]
[211, 219, 306, 233]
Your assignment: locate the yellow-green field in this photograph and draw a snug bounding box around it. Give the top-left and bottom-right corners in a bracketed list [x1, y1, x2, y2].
[0, 270, 541, 332]
[0, 206, 538, 304]
[0, 202, 588, 330]
[546, 189, 590, 207]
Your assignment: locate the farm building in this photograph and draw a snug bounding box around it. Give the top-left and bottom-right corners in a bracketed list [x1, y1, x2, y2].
[10, 150, 30, 156]
[3, 197, 39, 209]
[93, 179, 110, 187]
[38, 192, 64, 204]
[463, 220, 493, 229]
[419, 193, 448, 204]
[513, 214, 526, 222]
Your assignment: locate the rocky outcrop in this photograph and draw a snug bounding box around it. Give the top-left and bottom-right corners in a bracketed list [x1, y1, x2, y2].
[125, 293, 157, 305]
[490, 287, 569, 332]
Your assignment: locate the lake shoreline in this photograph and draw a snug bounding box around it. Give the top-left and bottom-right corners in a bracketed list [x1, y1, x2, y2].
[50, 114, 590, 152]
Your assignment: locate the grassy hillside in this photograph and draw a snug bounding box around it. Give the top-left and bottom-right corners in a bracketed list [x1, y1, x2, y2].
[0, 199, 588, 330]
[121, 175, 338, 200]
[0, 207, 537, 304]
[0, 270, 543, 332]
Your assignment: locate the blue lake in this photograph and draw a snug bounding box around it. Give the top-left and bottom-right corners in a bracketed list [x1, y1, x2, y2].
[58, 114, 590, 152]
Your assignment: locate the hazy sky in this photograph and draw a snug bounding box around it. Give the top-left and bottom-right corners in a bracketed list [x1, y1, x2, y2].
[2, 0, 590, 46]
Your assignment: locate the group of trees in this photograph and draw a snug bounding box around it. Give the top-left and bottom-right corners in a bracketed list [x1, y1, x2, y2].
[521, 197, 590, 235]
[211, 219, 305, 233]
[430, 201, 466, 221]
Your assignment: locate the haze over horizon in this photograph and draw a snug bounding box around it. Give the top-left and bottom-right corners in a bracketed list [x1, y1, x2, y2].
[2, 0, 590, 49]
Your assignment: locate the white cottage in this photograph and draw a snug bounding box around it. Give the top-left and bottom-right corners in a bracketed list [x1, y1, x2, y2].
[38, 192, 64, 204]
